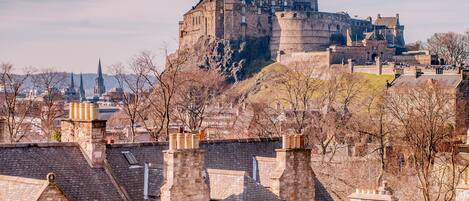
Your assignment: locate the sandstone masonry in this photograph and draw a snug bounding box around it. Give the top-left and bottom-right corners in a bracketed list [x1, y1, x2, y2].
[271, 134, 315, 201]
[160, 133, 210, 201]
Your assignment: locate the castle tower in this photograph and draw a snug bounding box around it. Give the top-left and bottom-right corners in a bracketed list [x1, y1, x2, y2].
[78, 73, 86, 102]
[160, 133, 210, 201]
[270, 134, 315, 201]
[61, 102, 105, 168]
[94, 59, 106, 97]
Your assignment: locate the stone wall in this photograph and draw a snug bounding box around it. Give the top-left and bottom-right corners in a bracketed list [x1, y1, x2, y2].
[279, 51, 331, 69]
[393, 54, 433, 65]
[61, 120, 106, 168]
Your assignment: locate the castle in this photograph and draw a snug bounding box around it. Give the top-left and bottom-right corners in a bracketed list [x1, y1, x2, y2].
[179, 0, 406, 65]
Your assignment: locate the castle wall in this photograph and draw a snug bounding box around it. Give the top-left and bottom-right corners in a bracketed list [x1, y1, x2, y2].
[393, 54, 433, 65]
[270, 11, 352, 59]
[179, 0, 223, 49]
[279, 51, 331, 69]
[223, 1, 272, 41]
[329, 40, 395, 65]
[329, 46, 367, 64]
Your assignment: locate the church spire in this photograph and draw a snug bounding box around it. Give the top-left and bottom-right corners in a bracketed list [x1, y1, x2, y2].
[94, 58, 106, 97]
[70, 73, 75, 89]
[79, 73, 86, 102]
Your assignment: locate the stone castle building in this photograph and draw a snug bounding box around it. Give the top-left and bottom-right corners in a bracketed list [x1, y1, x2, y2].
[179, 0, 405, 65]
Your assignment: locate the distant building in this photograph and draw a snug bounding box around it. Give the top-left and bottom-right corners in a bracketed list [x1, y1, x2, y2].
[94, 59, 106, 97]
[78, 73, 86, 102]
[63, 73, 79, 102]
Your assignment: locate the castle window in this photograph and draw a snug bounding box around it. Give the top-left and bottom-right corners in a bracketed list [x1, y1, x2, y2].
[337, 25, 340, 31]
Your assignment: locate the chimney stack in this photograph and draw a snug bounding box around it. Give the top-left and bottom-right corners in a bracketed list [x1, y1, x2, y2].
[61, 102, 106, 168]
[348, 180, 398, 201]
[160, 133, 210, 201]
[270, 134, 315, 201]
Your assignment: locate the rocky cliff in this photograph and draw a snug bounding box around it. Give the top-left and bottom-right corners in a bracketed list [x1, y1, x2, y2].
[177, 36, 272, 83]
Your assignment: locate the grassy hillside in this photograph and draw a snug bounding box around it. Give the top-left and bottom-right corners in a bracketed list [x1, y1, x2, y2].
[228, 62, 395, 104]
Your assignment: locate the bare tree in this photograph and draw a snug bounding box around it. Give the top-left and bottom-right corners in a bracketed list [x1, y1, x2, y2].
[309, 71, 364, 162]
[31, 68, 66, 139]
[426, 32, 469, 66]
[278, 63, 322, 135]
[132, 51, 187, 141]
[111, 60, 148, 142]
[354, 88, 396, 185]
[386, 81, 457, 201]
[249, 102, 283, 138]
[174, 69, 226, 132]
[0, 63, 35, 143]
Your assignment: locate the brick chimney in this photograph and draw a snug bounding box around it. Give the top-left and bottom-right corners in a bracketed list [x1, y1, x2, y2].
[160, 133, 210, 201]
[270, 134, 315, 201]
[61, 102, 106, 168]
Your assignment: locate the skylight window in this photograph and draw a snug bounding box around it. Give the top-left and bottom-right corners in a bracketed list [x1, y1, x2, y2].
[122, 151, 138, 165]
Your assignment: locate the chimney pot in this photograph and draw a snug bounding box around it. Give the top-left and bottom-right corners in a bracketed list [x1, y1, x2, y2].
[176, 133, 185, 149]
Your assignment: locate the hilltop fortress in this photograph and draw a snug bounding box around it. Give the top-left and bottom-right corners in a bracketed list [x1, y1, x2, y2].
[178, 0, 413, 79]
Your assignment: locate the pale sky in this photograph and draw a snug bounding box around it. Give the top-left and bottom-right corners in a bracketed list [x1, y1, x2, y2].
[0, 0, 468, 73]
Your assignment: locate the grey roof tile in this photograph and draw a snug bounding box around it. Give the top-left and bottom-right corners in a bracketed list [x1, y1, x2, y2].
[0, 144, 123, 201]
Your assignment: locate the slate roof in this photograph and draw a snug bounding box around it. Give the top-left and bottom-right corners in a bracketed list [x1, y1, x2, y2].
[106, 138, 334, 201]
[391, 74, 462, 89]
[0, 143, 123, 201]
[106, 138, 282, 201]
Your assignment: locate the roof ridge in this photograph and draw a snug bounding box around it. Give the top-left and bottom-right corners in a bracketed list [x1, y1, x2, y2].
[0, 142, 78, 148]
[107, 137, 282, 148]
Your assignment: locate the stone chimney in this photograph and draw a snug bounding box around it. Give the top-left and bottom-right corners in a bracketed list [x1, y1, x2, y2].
[160, 133, 210, 201]
[61, 102, 106, 168]
[270, 134, 315, 201]
[348, 181, 398, 201]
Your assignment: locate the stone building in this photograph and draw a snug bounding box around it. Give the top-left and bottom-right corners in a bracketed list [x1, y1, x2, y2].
[179, 0, 405, 66]
[389, 69, 469, 136]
